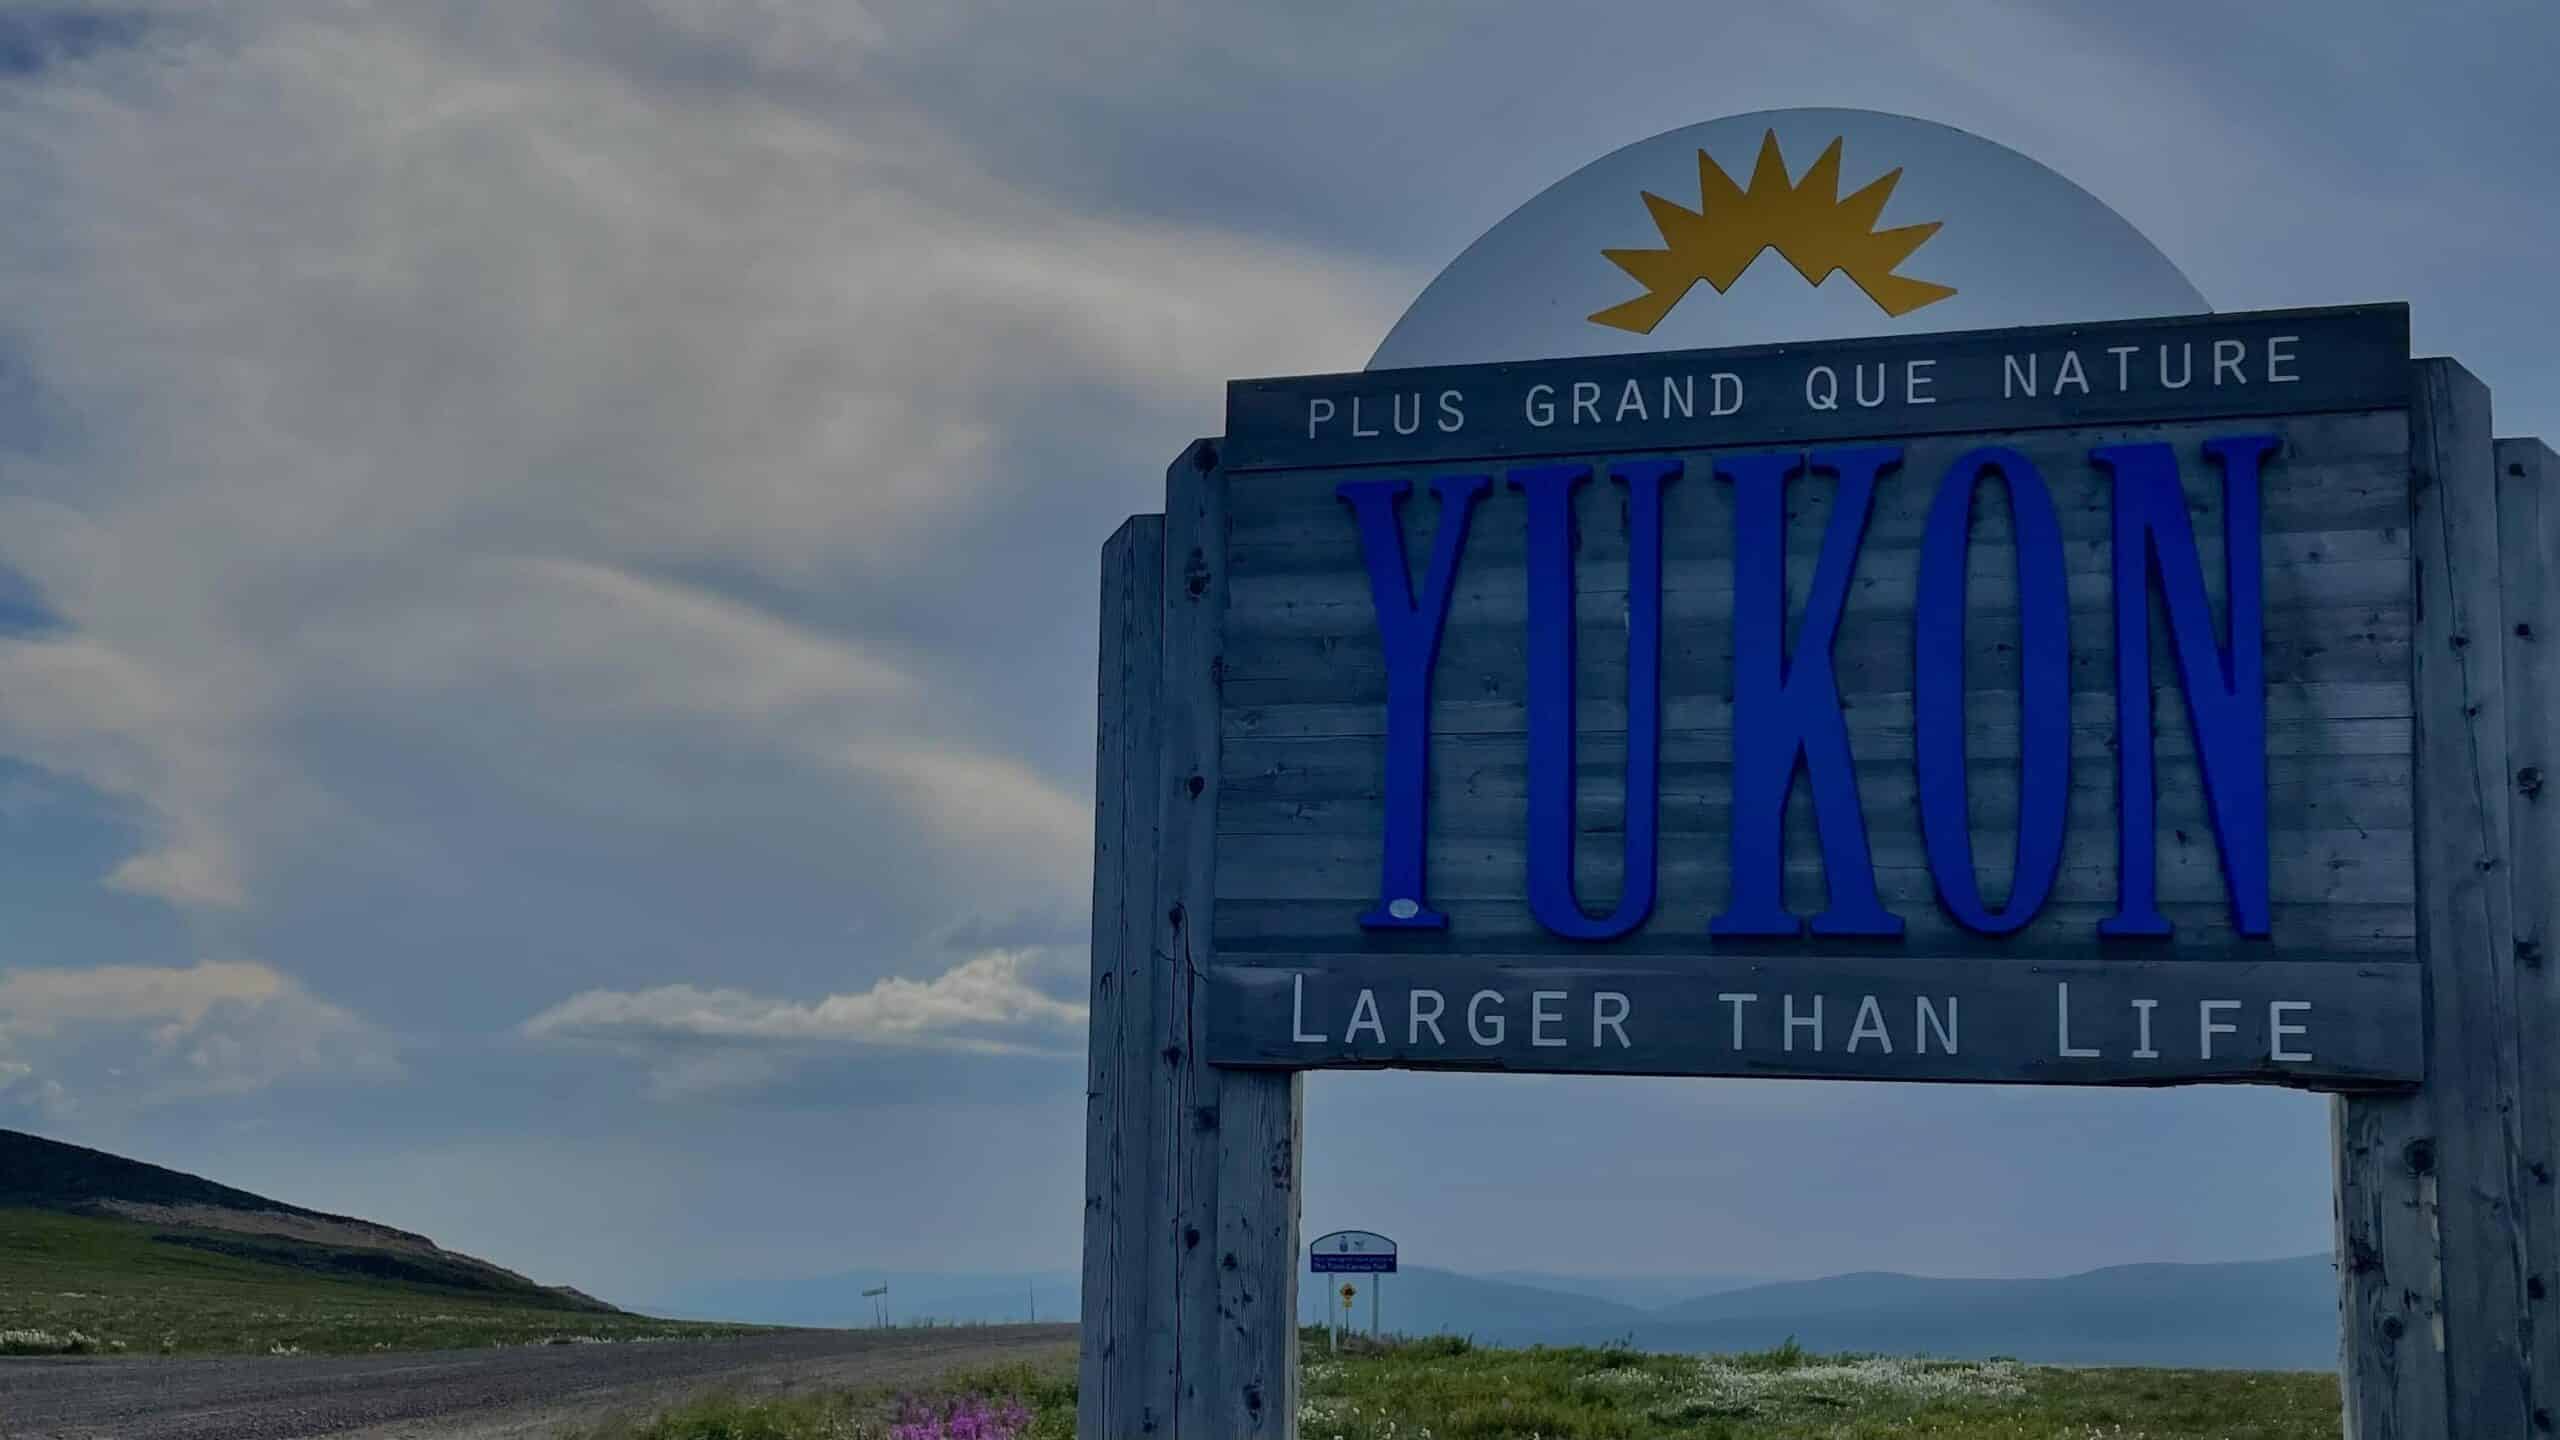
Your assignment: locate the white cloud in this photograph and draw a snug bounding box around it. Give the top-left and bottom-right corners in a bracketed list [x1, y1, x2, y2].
[522, 945, 1086, 1095]
[0, 961, 398, 1116]
[0, 2, 1395, 926]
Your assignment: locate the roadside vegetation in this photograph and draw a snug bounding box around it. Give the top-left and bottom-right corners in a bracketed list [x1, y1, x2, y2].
[0, 1207, 761, 1355]
[560, 1361, 1075, 1440]
[554, 1332, 2343, 1439]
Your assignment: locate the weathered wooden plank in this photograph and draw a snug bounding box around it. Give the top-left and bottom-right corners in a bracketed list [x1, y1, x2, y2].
[1216, 897, 2419, 958]
[1206, 956, 2421, 1089]
[1226, 411, 2413, 572]
[1223, 307, 2408, 471]
[1219, 744, 2412, 836]
[2336, 1094, 2443, 1437]
[2408, 363, 2530, 1438]
[2338, 359, 2530, 1438]
[2497, 435, 2560, 1431]
[1212, 827, 2411, 907]
[1225, 598, 2411, 700]
[1081, 516, 1167, 1440]
[1230, 681, 2416, 741]
[1157, 440, 1301, 1437]
[1228, 533, 2411, 630]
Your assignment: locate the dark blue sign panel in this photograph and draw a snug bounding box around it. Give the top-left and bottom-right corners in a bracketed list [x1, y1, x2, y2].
[1310, 1230, 1398, 1273]
[1204, 305, 2420, 1091]
[1224, 304, 2407, 471]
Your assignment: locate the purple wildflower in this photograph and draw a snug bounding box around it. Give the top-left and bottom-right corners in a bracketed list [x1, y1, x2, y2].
[885, 1392, 1034, 1440]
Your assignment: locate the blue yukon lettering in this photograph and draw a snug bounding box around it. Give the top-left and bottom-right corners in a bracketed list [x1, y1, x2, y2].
[1914, 447, 2071, 934]
[1512, 458, 1679, 940]
[2093, 435, 2278, 938]
[1337, 473, 1492, 930]
[1711, 446, 1904, 937]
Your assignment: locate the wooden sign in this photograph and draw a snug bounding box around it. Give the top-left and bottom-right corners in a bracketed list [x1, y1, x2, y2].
[1203, 303, 2418, 1091]
[1080, 300, 2557, 1439]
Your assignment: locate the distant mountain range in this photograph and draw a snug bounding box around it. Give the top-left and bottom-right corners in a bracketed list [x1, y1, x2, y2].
[656, 1254, 2341, 1370]
[651, 1269, 1079, 1329]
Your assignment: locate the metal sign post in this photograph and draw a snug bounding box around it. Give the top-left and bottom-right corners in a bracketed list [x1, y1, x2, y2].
[1077, 107, 2557, 1440]
[1309, 1232, 1397, 1356]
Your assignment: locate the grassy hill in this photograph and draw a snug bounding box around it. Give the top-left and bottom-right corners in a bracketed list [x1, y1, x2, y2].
[0, 1128, 758, 1354]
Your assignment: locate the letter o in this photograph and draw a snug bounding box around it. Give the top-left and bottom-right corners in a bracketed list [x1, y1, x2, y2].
[1914, 446, 2071, 933]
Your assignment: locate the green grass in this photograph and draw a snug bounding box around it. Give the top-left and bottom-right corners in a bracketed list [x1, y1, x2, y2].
[0, 1207, 763, 1355]
[556, 1361, 1077, 1440]
[556, 1333, 2342, 1439]
[1296, 1331, 2341, 1439]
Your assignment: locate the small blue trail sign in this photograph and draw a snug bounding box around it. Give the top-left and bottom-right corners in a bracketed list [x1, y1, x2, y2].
[1309, 1230, 1397, 1274]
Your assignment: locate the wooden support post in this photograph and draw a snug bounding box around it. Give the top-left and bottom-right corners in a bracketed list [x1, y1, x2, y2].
[2337, 360, 2533, 1437]
[1082, 515, 1168, 1440]
[1159, 440, 1303, 1437]
[2500, 435, 2560, 1433]
[1082, 443, 1302, 1440]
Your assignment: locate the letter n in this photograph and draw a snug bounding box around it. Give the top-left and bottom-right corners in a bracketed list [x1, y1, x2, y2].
[1711, 445, 1902, 937]
[1337, 473, 1490, 929]
[2092, 435, 2276, 938]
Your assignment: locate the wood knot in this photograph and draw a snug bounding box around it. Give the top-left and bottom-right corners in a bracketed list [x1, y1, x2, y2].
[1186, 773, 1205, 799]
[1162, 1044, 1183, 1066]
[1194, 1104, 1219, 1132]
[2522, 766, 2546, 798]
[1183, 1225, 1201, 1250]
[1221, 1251, 1238, 1271]
[2405, 1138, 2437, 1176]
[2532, 1275, 2549, 1301]
[1168, 902, 1186, 930]
[2521, 939, 2545, 970]
[2348, 1237, 2382, 1275]
[2536, 1161, 2553, 1185]
[1243, 1382, 1265, 1415]
[2382, 1314, 2407, 1342]
[2521, 622, 2537, 640]
[2452, 633, 2472, 650]
[1183, 549, 1211, 599]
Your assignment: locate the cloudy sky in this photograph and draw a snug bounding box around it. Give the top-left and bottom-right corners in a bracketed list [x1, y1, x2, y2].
[1, 0, 2554, 1306]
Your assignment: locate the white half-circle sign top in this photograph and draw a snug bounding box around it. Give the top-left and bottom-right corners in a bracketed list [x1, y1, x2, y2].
[1369, 107, 2209, 372]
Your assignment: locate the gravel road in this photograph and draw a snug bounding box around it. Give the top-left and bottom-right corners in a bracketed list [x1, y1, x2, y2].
[0, 1325, 1078, 1440]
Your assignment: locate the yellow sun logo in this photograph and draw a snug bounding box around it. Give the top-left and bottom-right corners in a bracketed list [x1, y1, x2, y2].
[1590, 130, 1957, 335]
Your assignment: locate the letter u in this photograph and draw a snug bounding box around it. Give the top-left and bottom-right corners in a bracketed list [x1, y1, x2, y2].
[1507, 458, 1678, 940]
